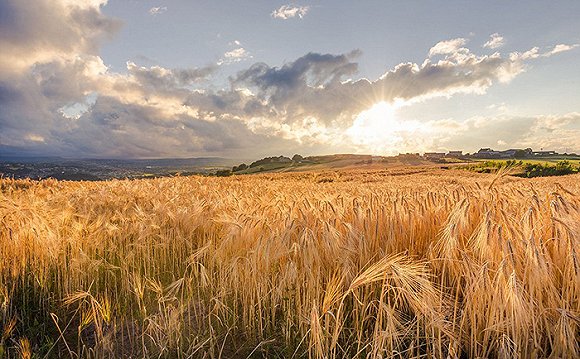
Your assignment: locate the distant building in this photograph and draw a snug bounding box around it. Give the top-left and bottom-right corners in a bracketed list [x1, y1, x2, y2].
[500, 149, 518, 158]
[533, 150, 557, 157]
[396, 153, 421, 159]
[473, 147, 540, 159]
[474, 148, 502, 158]
[423, 152, 446, 160]
[446, 151, 463, 158]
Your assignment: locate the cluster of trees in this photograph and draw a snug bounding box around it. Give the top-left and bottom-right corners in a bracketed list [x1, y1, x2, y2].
[232, 163, 248, 172]
[518, 160, 578, 178]
[215, 169, 232, 177]
[249, 156, 291, 168]
[292, 154, 303, 162]
[513, 149, 532, 158]
[215, 154, 305, 176]
[232, 154, 304, 172]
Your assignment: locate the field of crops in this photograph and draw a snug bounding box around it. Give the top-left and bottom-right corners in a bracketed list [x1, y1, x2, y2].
[1, 169, 579, 358]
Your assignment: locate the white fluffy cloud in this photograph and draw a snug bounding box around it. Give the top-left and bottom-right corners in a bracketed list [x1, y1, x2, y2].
[548, 43, 579, 55]
[510, 43, 579, 60]
[218, 47, 252, 65]
[483, 33, 505, 49]
[271, 5, 309, 20]
[429, 38, 468, 57]
[0, 0, 120, 75]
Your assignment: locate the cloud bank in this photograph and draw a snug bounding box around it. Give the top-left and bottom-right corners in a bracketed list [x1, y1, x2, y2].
[1, 0, 579, 158]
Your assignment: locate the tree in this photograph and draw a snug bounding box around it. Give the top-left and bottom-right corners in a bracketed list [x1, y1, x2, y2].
[215, 169, 232, 177]
[292, 154, 303, 162]
[514, 149, 528, 159]
[232, 163, 248, 172]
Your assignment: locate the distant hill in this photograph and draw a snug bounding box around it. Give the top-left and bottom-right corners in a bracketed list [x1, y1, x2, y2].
[0, 157, 241, 180]
[230, 153, 436, 175]
[0, 153, 467, 180]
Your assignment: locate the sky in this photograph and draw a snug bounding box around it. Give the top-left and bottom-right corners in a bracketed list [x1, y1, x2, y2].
[1, 0, 579, 159]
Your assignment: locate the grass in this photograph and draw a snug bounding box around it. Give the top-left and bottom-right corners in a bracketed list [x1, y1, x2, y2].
[236, 162, 293, 174]
[471, 157, 580, 166]
[464, 159, 580, 177]
[0, 169, 579, 358]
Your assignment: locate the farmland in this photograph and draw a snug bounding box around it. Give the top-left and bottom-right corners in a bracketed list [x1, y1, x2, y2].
[1, 168, 579, 358]
[464, 160, 580, 178]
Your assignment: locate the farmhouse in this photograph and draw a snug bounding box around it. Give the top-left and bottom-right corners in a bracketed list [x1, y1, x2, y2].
[473, 148, 502, 158]
[501, 149, 518, 158]
[533, 150, 557, 156]
[423, 152, 446, 160]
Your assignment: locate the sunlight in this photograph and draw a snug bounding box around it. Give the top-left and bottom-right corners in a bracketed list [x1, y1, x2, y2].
[347, 101, 422, 154]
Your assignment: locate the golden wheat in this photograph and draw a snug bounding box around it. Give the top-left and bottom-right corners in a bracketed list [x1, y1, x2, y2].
[0, 169, 578, 358]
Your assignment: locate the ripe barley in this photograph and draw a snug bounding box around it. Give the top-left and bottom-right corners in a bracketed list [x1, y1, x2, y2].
[0, 169, 578, 358]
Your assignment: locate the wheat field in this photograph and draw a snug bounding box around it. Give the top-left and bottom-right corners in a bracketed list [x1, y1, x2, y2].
[0, 169, 579, 358]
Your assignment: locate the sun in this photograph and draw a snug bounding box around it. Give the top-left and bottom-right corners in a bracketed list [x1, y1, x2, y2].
[346, 101, 420, 154]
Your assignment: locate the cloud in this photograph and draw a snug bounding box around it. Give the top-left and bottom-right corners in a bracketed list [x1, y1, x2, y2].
[483, 33, 505, 49]
[510, 43, 579, 60]
[0, 0, 120, 75]
[0, 1, 577, 160]
[25, 134, 45, 143]
[126, 62, 215, 88]
[481, 113, 580, 152]
[428, 38, 468, 57]
[344, 111, 580, 155]
[231, 45, 525, 128]
[547, 43, 579, 55]
[271, 5, 309, 20]
[513, 47, 541, 60]
[487, 102, 508, 113]
[444, 113, 580, 153]
[233, 51, 360, 90]
[218, 47, 252, 65]
[148, 6, 167, 16]
[57, 95, 289, 158]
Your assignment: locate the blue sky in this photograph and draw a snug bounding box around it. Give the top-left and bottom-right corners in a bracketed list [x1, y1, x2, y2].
[1, 0, 579, 158]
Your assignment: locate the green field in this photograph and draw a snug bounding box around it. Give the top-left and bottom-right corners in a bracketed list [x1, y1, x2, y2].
[465, 157, 580, 177]
[471, 156, 580, 166]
